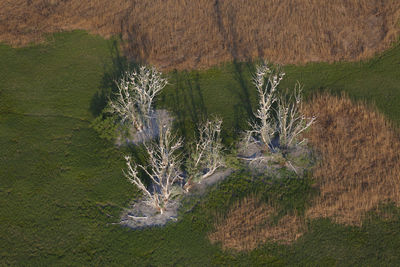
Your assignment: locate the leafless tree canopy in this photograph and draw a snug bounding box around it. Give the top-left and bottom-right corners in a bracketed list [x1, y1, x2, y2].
[246, 62, 283, 149]
[108, 66, 167, 132]
[124, 123, 183, 214]
[277, 84, 316, 148]
[185, 117, 225, 190]
[245, 61, 315, 153]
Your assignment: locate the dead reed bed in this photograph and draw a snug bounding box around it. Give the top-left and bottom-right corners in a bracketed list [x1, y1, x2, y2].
[208, 197, 303, 251]
[210, 94, 400, 251]
[303, 94, 400, 225]
[1, 0, 400, 70]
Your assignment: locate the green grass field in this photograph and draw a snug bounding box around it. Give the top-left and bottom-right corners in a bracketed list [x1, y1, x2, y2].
[159, 44, 400, 144]
[1, 31, 400, 266]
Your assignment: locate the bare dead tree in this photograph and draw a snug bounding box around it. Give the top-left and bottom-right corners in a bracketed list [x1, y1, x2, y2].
[241, 61, 316, 172]
[124, 123, 183, 214]
[108, 65, 167, 132]
[108, 74, 142, 131]
[245, 61, 284, 149]
[276, 83, 316, 148]
[185, 117, 225, 191]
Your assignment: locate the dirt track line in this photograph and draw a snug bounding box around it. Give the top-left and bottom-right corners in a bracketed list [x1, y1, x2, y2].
[1, 111, 91, 123]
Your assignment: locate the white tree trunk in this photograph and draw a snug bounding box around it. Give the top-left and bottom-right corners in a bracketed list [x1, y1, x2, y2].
[276, 83, 316, 148]
[124, 123, 183, 213]
[185, 117, 225, 191]
[108, 65, 167, 133]
[243, 60, 316, 171]
[245, 61, 284, 150]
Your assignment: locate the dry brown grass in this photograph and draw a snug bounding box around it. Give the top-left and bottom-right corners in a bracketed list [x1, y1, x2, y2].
[1, 1, 400, 70]
[208, 197, 303, 251]
[303, 94, 400, 225]
[209, 94, 400, 251]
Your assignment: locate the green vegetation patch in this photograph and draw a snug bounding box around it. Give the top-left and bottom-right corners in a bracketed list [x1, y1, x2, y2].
[159, 43, 400, 146]
[1, 31, 400, 265]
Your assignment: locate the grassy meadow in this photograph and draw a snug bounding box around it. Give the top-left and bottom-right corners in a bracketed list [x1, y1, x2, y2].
[1, 31, 400, 265]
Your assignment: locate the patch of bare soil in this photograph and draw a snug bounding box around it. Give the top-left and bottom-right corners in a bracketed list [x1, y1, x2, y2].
[237, 139, 315, 177]
[187, 169, 233, 196]
[120, 200, 180, 229]
[119, 169, 232, 229]
[115, 109, 173, 146]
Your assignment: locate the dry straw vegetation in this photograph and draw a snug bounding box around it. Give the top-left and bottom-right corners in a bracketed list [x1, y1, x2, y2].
[208, 197, 303, 251]
[2, 0, 400, 256]
[210, 94, 400, 251]
[1, 0, 400, 70]
[304, 94, 400, 226]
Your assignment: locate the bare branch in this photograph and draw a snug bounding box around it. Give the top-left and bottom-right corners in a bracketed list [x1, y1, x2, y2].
[246, 61, 284, 149]
[108, 65, 167, 133]
[123, 123, 183, 214]
[241, 61, 316, 173]
[185, 117, 225, 190]
[276, 84, 316, 148]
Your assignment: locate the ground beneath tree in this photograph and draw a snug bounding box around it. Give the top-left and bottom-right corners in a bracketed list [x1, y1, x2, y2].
[237, 139, 315, 177]
[119, 168, 233, 229]
[115, 109, 173, 146]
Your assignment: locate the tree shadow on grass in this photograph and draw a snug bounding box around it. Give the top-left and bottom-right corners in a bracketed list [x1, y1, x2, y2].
[231, 60, 256, 136]
[89, 39, 139, 117]
[90, 40, 258, 148]
[158, 70, 208, 142]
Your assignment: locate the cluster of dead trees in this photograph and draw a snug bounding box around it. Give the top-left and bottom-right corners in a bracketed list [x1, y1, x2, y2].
[245, 62, 315, 158]
[106, 61, 314, 214]
[107, 66, 225, 213]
